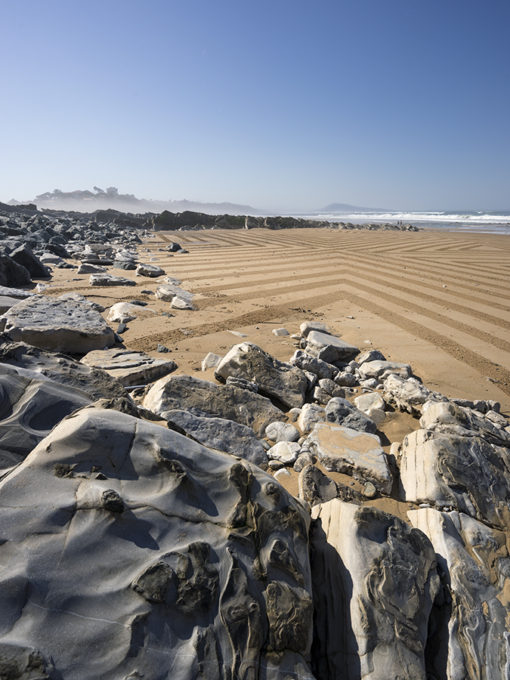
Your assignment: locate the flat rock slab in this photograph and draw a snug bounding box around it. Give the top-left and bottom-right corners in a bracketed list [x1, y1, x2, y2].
[165, 409, 267, 467]
[409, 507, 510, 680]
[0, 363, 91, 469]
[305, 422, 392, 494]
[0, 408, 314, 679]
[0, 341, 127, 401]
[155, 283, 192, 302]
[143, 374, 284, 437]
[89, 273, 136, 287]
[305, 330, 359, 364]
[215, 342, 308, 410]
[311, 500, 439, 680]
[2, 294, 116, 353]
[81, 348, 177, 386]
[106, 301, 154, 323]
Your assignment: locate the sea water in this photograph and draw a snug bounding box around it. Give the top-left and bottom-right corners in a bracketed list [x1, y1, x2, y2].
[300, 211, 510, 235]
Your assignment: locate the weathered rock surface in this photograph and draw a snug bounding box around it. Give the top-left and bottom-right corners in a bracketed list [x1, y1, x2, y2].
[305, 330, 359, 364]
[143, 374, 284, 436]
[0, 295, 21, 314]
[0, 363, 91, 469]
[215, 342, 308, 410]
[297, 403, 326, 434]
[165, 409, 268, 467]
[420, 399, 510, 446]
[311, 500, 439, 680]
[0, 340, 128, 400]
[305, 422, 392, 494]
[2, 295, 116, 353]
[0, 409, 314, 679]
[409, 507, 510, 680]
[298, 465, 340, 507]
[81, 348, 177, 386]
[155, 283, 192, 302]
[0, 286, 34, 299]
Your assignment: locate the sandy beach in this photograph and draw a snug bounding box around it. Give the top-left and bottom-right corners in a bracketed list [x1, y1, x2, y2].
[47, 226, 510, 414]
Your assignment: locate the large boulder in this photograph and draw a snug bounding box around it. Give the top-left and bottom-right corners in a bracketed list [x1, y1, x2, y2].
[0, 363, 91, 469]
[143, 374, 284, 437]
[166, 409, 268, 467]
[0, 408, 315, 679]
[81, 348, 177, 387]
[311, 500, 439, 680]
[215, 343, 308, 410]
[304, 422, 392, 495]
[409, 508, 510, 680]
[0, 254, 31, 287]
[1, 295, 116, 353]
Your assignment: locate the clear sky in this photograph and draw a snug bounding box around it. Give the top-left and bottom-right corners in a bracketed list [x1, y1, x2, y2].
[1, 0, 509, 211]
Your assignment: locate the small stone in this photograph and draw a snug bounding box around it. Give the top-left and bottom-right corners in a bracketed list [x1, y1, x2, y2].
[273, 468, 291, 482]
[265, 421, 300, 443]
[157, 344, 171, 353]
[272, 327, 289, 336]
[362, 481, 377, 498]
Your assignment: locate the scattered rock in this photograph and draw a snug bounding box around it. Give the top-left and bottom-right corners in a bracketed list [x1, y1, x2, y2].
[136, 263, 165, 277]
[305, 330, 359, 364]
[265, 421, 300, 442]
[89, 273, 136, 287]
[267, 441, 301, 465]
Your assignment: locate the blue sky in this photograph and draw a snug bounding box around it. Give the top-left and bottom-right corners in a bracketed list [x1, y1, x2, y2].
[1, 0, 509, 210]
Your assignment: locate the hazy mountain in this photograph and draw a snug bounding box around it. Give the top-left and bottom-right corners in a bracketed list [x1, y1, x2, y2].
[9, 187, 258, 215]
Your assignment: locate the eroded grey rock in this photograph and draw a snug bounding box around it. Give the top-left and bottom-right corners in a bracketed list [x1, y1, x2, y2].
[311, 500, 439, 680]
[358, 360, 412, 381]
[409, 507, 510, 680]
[0, 409, 314, 679]
[89, 273, 136, 287]
[325, 397, 378, 434]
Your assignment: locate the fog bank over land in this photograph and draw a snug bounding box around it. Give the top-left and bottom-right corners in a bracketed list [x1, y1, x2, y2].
[9, 186, 258, 215]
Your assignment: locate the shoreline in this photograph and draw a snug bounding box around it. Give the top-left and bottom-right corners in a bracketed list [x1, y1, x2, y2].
[45, 226, 510, 414]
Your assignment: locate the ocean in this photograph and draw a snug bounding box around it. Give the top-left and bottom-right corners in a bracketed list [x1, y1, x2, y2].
[299, 211, 510, 235]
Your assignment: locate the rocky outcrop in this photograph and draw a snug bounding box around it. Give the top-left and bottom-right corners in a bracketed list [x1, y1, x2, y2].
[409, 508, 510, 680]
[310, 500, 439, 680]
[0, 408, 314, 679]
[143, 374, 284, 436]
[215, 342, 308, 410]
[1, 295, 116, 354]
